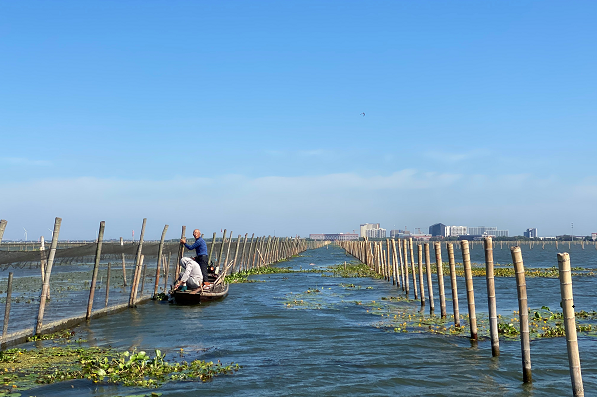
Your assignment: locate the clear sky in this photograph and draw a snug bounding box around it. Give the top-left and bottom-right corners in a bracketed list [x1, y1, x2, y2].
[1, 1, 596, 241]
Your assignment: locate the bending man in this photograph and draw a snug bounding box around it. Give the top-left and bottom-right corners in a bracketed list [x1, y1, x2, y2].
[180, 229, 210, 287]
[173, 257, 203, 291]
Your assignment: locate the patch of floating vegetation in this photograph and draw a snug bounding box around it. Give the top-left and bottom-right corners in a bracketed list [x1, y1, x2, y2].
[324, 260, 594, 279]
[0, 347, 239, 394]
[26, 330, 86, 344]
[323, 262, 383, 279]
[426, 263, 594, 278]
[224, 266, 323, 284]
[367, 299, 597, 340]
[282, 285, 341, 310]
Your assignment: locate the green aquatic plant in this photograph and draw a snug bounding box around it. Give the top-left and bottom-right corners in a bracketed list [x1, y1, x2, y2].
[324, 262, 382, 279]
[0, 346, 239, 393]
[26, 330, 76, 342]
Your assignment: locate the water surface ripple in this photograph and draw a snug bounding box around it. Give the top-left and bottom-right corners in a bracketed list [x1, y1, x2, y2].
[27, 245, 596, 396]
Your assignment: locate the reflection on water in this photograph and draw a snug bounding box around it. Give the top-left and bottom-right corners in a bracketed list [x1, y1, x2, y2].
[13, 245, 597, 396]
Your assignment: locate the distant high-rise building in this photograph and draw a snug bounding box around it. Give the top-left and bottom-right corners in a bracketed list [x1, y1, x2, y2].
[360, 223, 380, 238]
[429, 223, 447, 237]
[390, 230, 403, 238]
[468, 226, 509, 237]
[524, 228, 538, 238]
[365, 228, 386, 239]
[448, 226, 468, 237]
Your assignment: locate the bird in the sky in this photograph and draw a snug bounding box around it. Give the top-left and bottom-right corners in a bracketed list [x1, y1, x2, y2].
[360, 112, 365, 117]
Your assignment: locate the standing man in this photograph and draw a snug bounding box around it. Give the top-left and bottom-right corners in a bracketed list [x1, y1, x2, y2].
[180, 229, 210, 287]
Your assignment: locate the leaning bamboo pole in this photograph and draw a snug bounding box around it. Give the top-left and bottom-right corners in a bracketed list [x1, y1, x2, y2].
[163, 252, 171, 291]
[105, 262, 111, 307]
[239, 233, 249, 271]
[391, 239, 400, 287]
[131, 255, 144, 305]
[207, 232, 217, 265]
[232, 234, 241, 273]
[0, 220, 6, 244]
[558, 252, 584, 397]
[35, 217, 61, 335]
[223, 230, 233, 271]
[446, 243, 460, 326]
[216, 229, 227, 273]
[128, 219, 147, 307]
[511, 246, 532, 383]
[86, 221, 105, 320]
[153, 225, 169, 297]
[460, 240, 477, 340]
[424, 243, 435, 313]
[39, 237, 48, 299]
[484, 236, 500, 356]
[1, 272, 13, 344]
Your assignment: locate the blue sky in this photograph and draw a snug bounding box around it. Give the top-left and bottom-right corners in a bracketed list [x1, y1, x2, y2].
[1, 1, 596, 240]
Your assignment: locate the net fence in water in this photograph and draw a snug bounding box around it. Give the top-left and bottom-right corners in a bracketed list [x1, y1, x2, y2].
[0, 242, 220, 270]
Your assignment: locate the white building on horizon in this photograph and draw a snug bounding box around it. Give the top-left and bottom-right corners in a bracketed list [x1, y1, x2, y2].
[447, 226, 468, 237]
[360, 223, 386, 239]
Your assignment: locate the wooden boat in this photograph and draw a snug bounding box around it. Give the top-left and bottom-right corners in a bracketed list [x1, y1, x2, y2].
[170, 282, 229, 305]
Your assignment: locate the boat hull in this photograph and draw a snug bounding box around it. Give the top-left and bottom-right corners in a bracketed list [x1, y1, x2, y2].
[171, 283, 229, 305]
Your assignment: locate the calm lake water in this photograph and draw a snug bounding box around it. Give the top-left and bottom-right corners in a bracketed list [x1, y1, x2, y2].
[9, 243, 597, 396]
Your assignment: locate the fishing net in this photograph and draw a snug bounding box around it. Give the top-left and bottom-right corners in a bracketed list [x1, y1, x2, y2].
[0, 242, 225, 270]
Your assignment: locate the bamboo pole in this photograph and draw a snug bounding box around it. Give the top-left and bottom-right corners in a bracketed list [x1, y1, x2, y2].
[121, 252, 127, 287]
[232, 234, 241, 273]
[0, 220, 6, 244]
[175, 226, 186, 282]
[447, 243, 460, 326]
[392, 239, 400, 288]
[223, 230, 233, 271]
[153, 224, 168, 297]
[216, 229, 227, 272]
[131, 255, 144, 305]
[105, 262, 111, 307]
[385, 239, 392, 282]
[250, 235, 259, 269]
[139, 254, 148, 294]
[239, 233, 249, 271]
[86, 221, 105, 320]
[386, 240, 392, 280]
[558, 252, 584, 397]
[207, 232, 217, 266]
[1, 272, 13, 344]
[434, 242, 447, 318]
[129, 219, 147, 307]
[425, 243, 435, 313]
[460, 240, 477, 340]
[511, 246, 532, 383]
[401, 240, 409, 295]
[417, 244, 425, 307]
[40, 236, 48, 299]
[409, 238, 418, 299]
[35, 217, 61, 335]
[163, 252, 171, 291]
[484, 236, 499, 357]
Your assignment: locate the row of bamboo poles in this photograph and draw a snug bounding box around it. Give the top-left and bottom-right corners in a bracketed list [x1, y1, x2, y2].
[339, 237, 585, 397]
[443, 238, 596, 250]
[0, 218, 315, 346]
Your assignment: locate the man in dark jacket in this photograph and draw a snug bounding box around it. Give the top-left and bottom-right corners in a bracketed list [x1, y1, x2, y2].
[180, 229, 210, 287]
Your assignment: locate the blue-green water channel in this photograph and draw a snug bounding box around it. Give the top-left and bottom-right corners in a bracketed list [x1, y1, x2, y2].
[19, 244, 597, 395]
